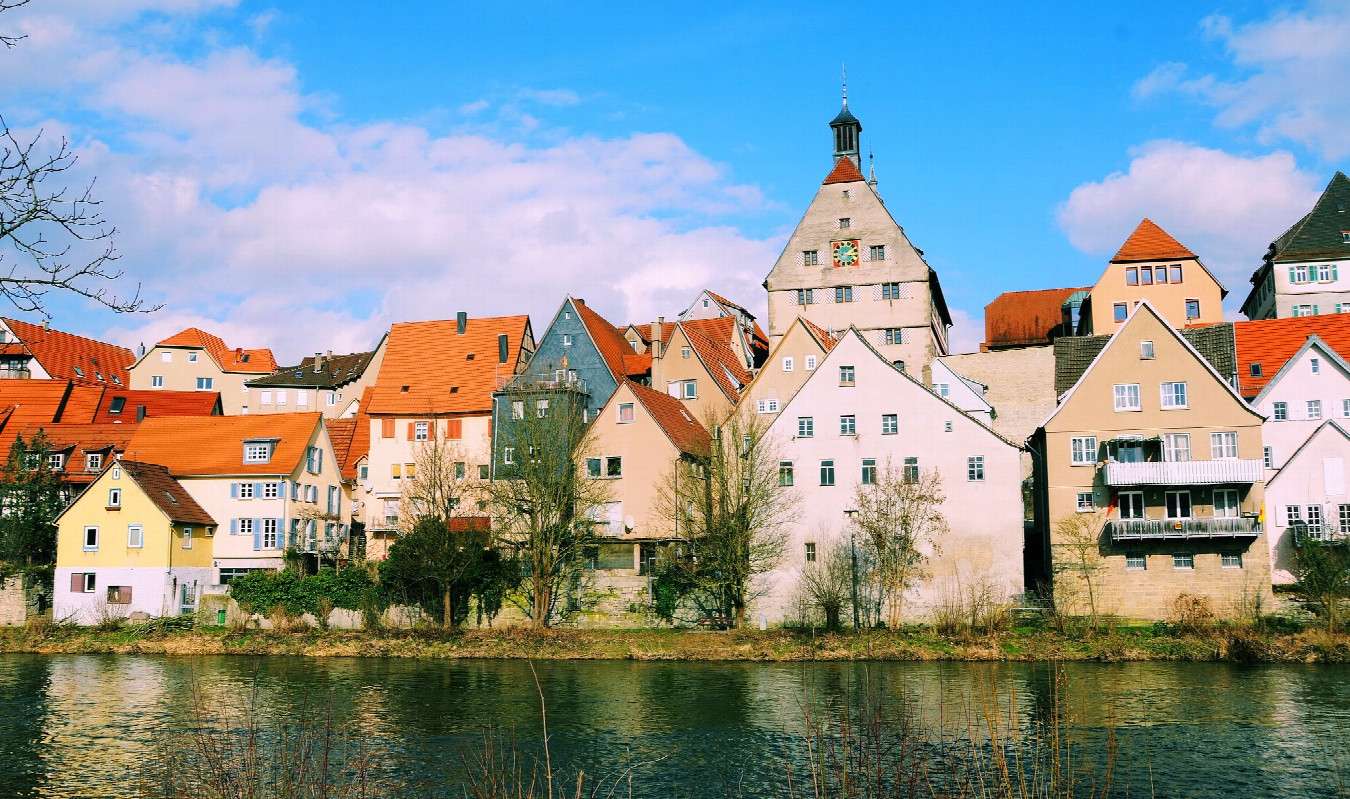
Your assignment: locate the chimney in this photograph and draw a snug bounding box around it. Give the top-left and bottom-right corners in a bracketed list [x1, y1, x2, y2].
[650, 317, 664, 359]
[574, 298, 585, 306]
[137, 342, 146, 358]
[456, 312, 467, 335]
[314, 352, 323, 372]
[136, 405, 146, 422]
[41, 319, 49, 332]
[498, 334, 509, 364]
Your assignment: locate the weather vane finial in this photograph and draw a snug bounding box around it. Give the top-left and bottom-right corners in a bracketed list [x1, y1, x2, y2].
[841, 64, 848, 104]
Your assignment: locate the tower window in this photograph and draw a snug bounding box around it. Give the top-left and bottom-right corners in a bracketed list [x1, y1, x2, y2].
[838, 218, 851, 229]
[835, 286, 853, 303]
[803, 250, 819, 266]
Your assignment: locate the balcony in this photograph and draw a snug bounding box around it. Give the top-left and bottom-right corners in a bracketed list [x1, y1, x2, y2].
[1102, 458, 1264, 487]
[496, 372, 588, 395]
[0, 367, 31, 380]
[1107, 516, 1262, 543]
[1291, 524, 1350, 548]
[366, 513, 399, 531]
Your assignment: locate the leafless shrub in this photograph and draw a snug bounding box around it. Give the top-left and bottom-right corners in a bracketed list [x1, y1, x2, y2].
[1168, 592, 1216, 634]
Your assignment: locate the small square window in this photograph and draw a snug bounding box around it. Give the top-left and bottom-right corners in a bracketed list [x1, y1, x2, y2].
[151, 376, 164, 387]
[562, 334, 573, 346]
[839, 415, 856, 435]
[1126, 552, 1146, 571]
[869, 245, 886, 261]
[681, 347, 691, 359]
[797, 417, 814, 438]
[839, 366, 855, 385]
[188, 352, 198, 362]
[1076, 492, 1095, 512]
[838, 217, 851, 228]
[617, 403, 635, 423]
[1185, 299, 1201, 320]
[196, 377, 213, 390]
[1140, 341, 1154, 360]
[1113, 303, 1128, 323]
[803, 250, 819, 266]
[1170, 265, 1183, 283]
[586, 458, 602, 479]
[1173, 552, 1194, 570]
[835, 286, 853, 303]
[881, 414, 898, 435]
[1221, 551, 1243, 569]
[1071, 436, 1098, 465]
[1309, 400, 1323, 420]
[606, 456, 623, 478]
[681, 380, 697, 399]
[1161, 382, 1188, 409]
[1249, 363, 1263, 377]
[1273, 401, 1288, 420]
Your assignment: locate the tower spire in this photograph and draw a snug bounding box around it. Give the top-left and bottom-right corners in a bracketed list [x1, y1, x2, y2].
[868, 145, 877, 186]
[841, 63, 848, 105]
[829, 76, 862, 168]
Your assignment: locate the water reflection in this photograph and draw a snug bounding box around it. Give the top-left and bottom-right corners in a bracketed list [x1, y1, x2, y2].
[0, 655, 1346, 798]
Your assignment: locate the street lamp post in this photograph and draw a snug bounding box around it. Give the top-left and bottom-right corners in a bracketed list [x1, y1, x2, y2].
[844, 508, 859, 629]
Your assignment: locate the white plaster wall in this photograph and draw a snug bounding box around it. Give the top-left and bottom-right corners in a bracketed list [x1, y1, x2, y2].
[1264, 424, 1350, 584]
[1256, 343, 1350, 474]
[54, 566, 214, 624]
[759, 332, 1024, 624]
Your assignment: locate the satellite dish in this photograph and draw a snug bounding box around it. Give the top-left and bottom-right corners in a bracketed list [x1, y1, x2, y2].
[624, 515, 635, 531]
[363, 482, 373, 493]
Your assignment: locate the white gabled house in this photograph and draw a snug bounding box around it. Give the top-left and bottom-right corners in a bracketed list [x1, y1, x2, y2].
[1264, 420, 1350, 584]
[761, 327, 1024, 624]
[928, 358, 993, 423]
[1251, 335, 1350, 475]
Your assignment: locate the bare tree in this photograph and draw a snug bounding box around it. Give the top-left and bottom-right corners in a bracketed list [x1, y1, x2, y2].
[654, 408, 794, 628]
[850, 464, 948, 629]
[0, 1, 156, 317]
[485, 387, 609, 627]
[397, 434, 479, 531]
[798, 538, 853, 631]
[1052, 509, 1108, 631]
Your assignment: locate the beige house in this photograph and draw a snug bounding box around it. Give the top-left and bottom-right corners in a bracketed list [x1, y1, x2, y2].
[1030, 301, 1272, 621]
[740, 316, 838, 423]
[650, 317, 754, 423]
[763, 98, 952, 372]
[245, 334, 388, 418]
[585, 380, 711, 572]
[1083, 219, 1226, 334]
[129, 328, 278, 415]
[362, 313, 534, 551]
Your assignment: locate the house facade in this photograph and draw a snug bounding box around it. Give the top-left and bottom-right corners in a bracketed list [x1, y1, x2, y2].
[650, 317, 753, 423]
[245, 334, 388, 418]
[1263, 420, 1350, 584]
[1250, 335, 1350, 475]
[763, 99, 952, 371]
[129, 328, 278, 415]
[124, 413, 348, 580]
[1083, 219, 1226, 334]
[53, 461, 216, 624]
[762, 328, 1024, 624]
[741, 317, 838, 424]
[1241, 172, 1350, 320]
[1030, 302, 1272, 620]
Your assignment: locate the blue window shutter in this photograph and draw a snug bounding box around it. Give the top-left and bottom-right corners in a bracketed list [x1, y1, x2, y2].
[278, 480, 286, 497]
[253, 482, 263, 498]
[230, 483, 238, 499]
[1314, 305, 1320, 315]
[276, 519, 284, 548]
[1289, 266, 1297, 283]
[291, 481, 299, 501]
[253, 519, 262, 550]
[230, 518, 238, 535]
[317, 449, 323, 474]
[1334, 265, 1340, 281]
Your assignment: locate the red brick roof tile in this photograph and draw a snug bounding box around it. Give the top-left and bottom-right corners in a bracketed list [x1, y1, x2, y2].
[125, 413, 323, 476]
[156, 328, 278, 374]
[800, 317, 841, 351]
[1111, 219, 1196, 263]
[340, 386, 373, 481]
[573, 300, 648, 382]
[678, 317, 753, 401]
[92, 389, 221, 423]
[1232, 315, 1350, 397]
[3, 318, 134, 387]
[367, 316, 531, 416]
[983, 287, 1088, 349]
[823, 158, 866, 185]
[120, 461, 216, 526]
[626, 381, 710, 456]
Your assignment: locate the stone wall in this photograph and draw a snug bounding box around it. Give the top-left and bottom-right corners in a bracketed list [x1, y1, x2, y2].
[0, 574, 42, 626]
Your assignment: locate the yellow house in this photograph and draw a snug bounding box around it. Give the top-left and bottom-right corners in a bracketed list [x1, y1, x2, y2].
[739, 316, 838, 422]
[650, 318, 754, 424]
[1030, 301, 1272, 620]
[53, 460, 217, 624]
[1084, 219, 1227, 333]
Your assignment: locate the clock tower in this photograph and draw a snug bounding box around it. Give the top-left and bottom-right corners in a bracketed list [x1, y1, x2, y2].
[763, 95, 952, 372]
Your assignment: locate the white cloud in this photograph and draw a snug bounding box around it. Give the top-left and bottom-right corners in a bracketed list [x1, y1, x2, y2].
[1134, 3, 1350, 159]
[517, 88, 582, 107]
[1056, 140, 1323, 288]
[0, 3, 781, 364]
[946, 308, 982, 356]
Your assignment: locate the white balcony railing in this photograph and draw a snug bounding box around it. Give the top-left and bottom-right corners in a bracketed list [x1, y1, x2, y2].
[1102, 459, 1264, 487]
[1107, 516, 1263, 542]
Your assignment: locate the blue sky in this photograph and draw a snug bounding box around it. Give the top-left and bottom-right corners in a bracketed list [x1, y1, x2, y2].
[2, 0, 1347, 360]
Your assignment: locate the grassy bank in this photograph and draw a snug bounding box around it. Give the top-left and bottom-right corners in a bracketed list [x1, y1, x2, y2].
[3, 622, 1350, 662]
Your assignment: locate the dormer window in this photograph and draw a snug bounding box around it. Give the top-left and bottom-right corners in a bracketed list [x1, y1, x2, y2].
[1343, 232, 1349, 243]
[73, 366, 84, 377]
[1250, 363, 1263, 377]
[109, 396, 126, 415]
[243, 440, 274, 464]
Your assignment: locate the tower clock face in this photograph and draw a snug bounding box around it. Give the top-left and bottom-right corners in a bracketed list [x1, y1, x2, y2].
[832, 239, 860, 267]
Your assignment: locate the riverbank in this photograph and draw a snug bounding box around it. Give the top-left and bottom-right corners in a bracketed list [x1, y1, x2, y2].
[3, 623, 1350, 662]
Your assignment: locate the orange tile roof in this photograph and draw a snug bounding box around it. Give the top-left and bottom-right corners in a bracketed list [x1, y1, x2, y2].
[156, 328, 278, 374]
[800, 317, 840, 351]
[0, 380, 85, 452]
[679, 318, 753, 401]
[573, 300, 648, 381]
[120, 461, 216, 526]
[3, 318, 134, 387]
[623, 352, 652, 378]
[326, 417, 357, 480]
[1111, 219, 1196, 263]
[1231, 315, 1350, 397]
[124, 412, 323, 476]
[92, 389, 221, 423]
[823, 157, 866, 185]
[367, 315, 531, 416]
[983, 287, 1088, 349]
[20, 422, 136, 452]
[340, 386, 374, 481]
[627, 380, 710, 456]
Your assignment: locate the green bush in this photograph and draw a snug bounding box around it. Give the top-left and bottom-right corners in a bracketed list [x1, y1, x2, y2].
[230, 567, 383, 618]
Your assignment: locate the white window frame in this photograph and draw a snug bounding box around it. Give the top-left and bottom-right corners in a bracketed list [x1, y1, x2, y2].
[1163, 433, 1191, 463]
[244, 443, 271, 463]
[881, 414, 898, 435]
[414, 421, 429, 441]
[1113, 383, 1141, 411]
[1119, 492, 1145, 520]
[151, 375, 164, 387]
[107, 488, 121, 507]
[83, 526, 99, 551]
[782, 357, 794, 372]
[804, 355, 817, 371]
[1308, 400, 1323, 420]
[967, 456, 985, 482]
[1165, 490, 1193, 520]
[1160, 381, 1188, 409]
[681, 380, 697, 399]
[1070, 436, 1097, 465]
[1214, 489, 1240, 519]
[127, 524, 143, 548]
[1076, 492, 1095, 512]
[1210, 432, 1238, 460]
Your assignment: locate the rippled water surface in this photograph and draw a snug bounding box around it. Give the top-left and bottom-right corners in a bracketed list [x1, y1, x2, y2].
[0, 655, 1348, 797]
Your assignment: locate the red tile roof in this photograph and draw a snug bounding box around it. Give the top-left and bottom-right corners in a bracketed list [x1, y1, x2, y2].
[119, 461, 216, 526]
[3, 318, 134, 387]
[983, 287, 1088, 349]
[800, 317, 840, 351]
[0, 380, 103, 453]
[156, 328, 278, 374]
[1111, 219, 1196, 263]
[1232, 315, 1350, 397]
[326, 417, 357, 480]
[125, 413, 323, 476]
[367, 315, 531, 416]
[823, 157, 866, 185]
[626, 381, 710, 456]
[572, 299, 649, 381]
[678, 317, 753, 401]
[340, 386, 373, 481]
[20, 421, 137, 482]
[91, 389, 221, 423]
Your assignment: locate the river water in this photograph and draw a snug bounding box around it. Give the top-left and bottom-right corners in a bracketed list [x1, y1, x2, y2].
[0, 655, 1347, 798]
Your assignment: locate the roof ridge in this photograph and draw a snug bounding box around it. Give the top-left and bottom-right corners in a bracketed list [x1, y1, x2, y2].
[1111, 218, 1196, 263]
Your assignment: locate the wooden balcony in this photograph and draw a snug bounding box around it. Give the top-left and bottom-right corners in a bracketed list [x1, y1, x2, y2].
[1102, 459, 1264, 487]
[1107, 516, 1262, 543]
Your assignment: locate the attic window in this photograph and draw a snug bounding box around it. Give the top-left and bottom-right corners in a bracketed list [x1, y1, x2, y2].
[243, 440, 276, 464]
[466, 353, 476, 360]
[73, 367, 84, 377]
[294, 371, 304, 378]
[241, 354, 250, 362]
[111, 376, 121, 385]
[109, 397, 126, 415]
[1343, 232, 1350, 243]
[450, 386, 459, 393]
[401, 386, 410, 392]
[165, 491, 178, 505]
[95, 372, 104, 381]
[1250, 363, 1263, 377]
